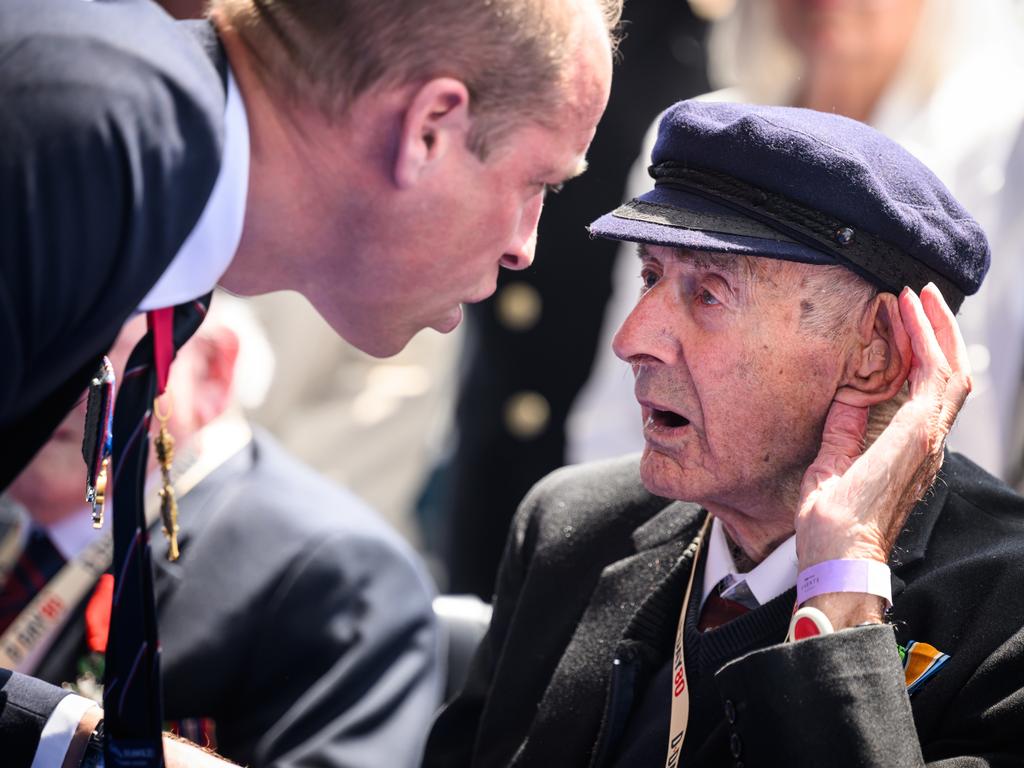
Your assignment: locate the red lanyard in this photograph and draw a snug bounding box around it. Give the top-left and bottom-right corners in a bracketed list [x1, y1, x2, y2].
[147, 307, 175, 395]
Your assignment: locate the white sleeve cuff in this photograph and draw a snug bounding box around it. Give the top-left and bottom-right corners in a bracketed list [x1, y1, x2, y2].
[31, 693, 99, 768]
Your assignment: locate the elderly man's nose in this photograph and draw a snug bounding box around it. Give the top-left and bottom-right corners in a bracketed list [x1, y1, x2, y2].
[613, 298, 675, 365]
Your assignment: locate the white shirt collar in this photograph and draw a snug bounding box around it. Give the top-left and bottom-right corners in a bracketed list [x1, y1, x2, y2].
[700, 516, 799, 609]
[138, 68, 250, 311]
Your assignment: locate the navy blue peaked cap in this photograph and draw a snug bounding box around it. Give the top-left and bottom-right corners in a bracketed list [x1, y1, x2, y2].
[590, 101, 990, 311]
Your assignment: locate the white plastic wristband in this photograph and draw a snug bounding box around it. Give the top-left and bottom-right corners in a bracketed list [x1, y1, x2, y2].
[796, 559, 893, 607]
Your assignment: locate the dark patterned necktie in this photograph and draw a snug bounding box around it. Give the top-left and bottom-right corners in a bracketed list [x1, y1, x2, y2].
[0, 528, 65, 633]
[697, 577, 756, 632]
[103, 295, 210, 768]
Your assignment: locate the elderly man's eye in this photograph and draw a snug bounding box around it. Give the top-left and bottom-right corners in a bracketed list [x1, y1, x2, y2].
[640, 269, 659, 292]
[698, 288, 720, 306]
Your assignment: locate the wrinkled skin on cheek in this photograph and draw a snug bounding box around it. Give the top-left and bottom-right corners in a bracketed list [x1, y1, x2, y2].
[637, 299, 843, 515]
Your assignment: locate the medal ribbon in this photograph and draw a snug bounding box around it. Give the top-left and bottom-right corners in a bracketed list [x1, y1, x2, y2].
[665, 513, 712, 768]
[148, 308, 175, 395]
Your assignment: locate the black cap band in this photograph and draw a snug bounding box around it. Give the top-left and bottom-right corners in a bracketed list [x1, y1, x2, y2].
[650, 162, 966, 311]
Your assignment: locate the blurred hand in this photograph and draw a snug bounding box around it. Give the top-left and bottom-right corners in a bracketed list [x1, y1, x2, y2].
[162, 734, 239, 768]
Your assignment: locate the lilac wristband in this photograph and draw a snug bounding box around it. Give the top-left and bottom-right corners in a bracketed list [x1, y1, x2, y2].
[796, 559, 892, 607]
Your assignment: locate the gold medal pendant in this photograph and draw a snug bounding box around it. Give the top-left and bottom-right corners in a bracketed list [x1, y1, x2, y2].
[91, 457, 110, 529]
[153, 394, 180, 562]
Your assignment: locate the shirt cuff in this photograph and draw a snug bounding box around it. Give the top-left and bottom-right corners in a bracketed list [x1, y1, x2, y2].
[30, 693, 99, 768]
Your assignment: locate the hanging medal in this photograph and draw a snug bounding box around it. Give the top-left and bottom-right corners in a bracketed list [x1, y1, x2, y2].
[153, 393, 180, 561]
[148, 306, 181, 562]
[82, 356, 115, 528]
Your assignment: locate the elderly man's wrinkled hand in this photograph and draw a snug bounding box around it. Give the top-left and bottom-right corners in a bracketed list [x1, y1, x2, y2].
[795, 283, 972, 574]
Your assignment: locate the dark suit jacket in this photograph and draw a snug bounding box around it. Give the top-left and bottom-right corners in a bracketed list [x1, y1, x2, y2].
[425, 452, 1024, 767]
[0, 0, 225, 490]
[28, 429, 443, 768]
[0, 2, 229, 759]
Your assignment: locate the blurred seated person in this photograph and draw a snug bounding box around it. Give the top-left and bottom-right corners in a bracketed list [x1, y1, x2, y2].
[424, 102, 1024, 767]
[1, 296, 442, 768]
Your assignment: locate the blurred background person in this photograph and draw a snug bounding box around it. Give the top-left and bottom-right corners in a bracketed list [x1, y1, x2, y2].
[248, 292, 459, 552]
[433, 1, 712, 599]
[0, 295, 441, 768]
[568, 0, 1024, 493]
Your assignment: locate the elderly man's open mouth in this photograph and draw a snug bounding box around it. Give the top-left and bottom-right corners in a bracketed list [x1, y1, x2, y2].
[640, 400, 692, 432]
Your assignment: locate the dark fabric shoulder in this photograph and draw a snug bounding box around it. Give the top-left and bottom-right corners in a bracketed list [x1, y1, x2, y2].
[514, 454, 675, 558]
[939, 452, 1024, 529]
[520, 453, 652, 509]
[0, 0, 224, 436]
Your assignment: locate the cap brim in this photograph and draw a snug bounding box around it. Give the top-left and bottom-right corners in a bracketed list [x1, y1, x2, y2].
[589, 186, 838, 266]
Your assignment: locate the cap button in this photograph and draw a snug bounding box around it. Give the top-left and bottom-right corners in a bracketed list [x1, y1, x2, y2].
[834, 226, 855, 246]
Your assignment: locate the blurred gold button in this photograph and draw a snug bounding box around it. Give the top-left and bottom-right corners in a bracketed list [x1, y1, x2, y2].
[504, 391, 550, 439]
[496, 282, 542, 331]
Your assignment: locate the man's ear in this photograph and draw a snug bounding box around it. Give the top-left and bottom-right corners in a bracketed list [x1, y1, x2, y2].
[834, 292, 913, 407]
[393, 77, 472, 188]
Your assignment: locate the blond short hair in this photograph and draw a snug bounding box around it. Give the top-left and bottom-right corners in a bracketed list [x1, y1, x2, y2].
[213, 0, 621, 153]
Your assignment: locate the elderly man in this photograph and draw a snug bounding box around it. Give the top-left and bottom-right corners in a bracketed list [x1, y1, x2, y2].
[1, 0, 614, 764]
[425, 102, 1024, 767]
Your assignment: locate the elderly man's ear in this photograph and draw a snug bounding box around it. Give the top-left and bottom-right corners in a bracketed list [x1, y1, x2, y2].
[834, 292, 913, 407]
[394, 78, 472, 188]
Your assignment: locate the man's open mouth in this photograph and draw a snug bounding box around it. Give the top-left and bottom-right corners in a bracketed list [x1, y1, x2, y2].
[647, 407, 690, 429]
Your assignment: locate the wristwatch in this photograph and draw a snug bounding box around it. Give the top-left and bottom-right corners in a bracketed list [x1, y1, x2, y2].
[80, 719, 104, 768]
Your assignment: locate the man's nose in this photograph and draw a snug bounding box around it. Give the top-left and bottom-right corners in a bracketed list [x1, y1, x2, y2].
[500, 196, 543, 271]
[612, 290, 675, 367]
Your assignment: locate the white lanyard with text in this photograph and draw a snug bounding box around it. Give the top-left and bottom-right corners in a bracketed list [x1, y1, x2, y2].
[665, 513, 712, 768]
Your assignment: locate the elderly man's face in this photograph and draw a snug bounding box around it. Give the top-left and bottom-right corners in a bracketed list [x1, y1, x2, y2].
[613, 245, 850, 515]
